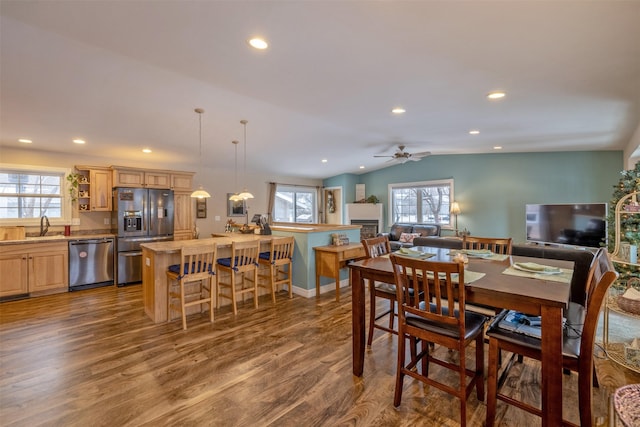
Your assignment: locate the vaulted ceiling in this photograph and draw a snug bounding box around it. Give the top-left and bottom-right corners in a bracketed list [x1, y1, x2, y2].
[2, 1, 639, 178]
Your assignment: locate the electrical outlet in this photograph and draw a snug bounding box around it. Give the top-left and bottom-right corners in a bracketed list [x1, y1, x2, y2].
[71, 218, 80, 225]
[104, 218, 110, 225]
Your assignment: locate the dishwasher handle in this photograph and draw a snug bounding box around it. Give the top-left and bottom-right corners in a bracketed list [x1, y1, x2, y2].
[70, 239, 114, 246]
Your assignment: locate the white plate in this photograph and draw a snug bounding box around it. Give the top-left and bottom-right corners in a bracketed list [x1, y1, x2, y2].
[512, 263, 562, 275]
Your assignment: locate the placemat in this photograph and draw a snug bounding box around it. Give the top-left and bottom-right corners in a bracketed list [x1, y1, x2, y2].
[502, 266, 572, 284]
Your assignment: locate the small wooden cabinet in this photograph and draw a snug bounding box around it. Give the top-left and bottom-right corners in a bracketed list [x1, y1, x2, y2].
[314, 243, 365, 301]
[0, 242, 68, 298]
[74, 166, 112, 212]
[112, 167, 193, 191]
[173, 191, 193, 241]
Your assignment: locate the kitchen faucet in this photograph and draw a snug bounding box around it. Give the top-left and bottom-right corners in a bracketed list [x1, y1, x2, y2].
[40, 215, 50, 236]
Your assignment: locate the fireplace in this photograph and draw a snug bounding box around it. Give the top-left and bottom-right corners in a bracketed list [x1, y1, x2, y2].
[351, 219, 379, 240]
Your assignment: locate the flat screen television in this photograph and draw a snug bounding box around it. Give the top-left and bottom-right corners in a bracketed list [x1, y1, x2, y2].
[525, 203, 607, 248]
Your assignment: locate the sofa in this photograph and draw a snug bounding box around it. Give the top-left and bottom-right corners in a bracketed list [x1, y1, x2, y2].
[378, 222, 441, 250]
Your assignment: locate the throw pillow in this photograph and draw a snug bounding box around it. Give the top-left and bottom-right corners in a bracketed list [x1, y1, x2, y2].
[399, 232, 421, 243]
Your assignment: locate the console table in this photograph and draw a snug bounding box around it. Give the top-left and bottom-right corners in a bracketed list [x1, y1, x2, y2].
[314, 243, 365, 301]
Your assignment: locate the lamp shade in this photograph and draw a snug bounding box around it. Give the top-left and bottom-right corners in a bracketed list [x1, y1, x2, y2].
[191, 186, 211, 199]
[229, 193, 242, 202]
[238, 190, 254, 200]
[450, 202, 461, 215]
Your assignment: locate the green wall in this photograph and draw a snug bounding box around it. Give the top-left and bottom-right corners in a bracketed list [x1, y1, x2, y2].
[324, 151, 623, 244]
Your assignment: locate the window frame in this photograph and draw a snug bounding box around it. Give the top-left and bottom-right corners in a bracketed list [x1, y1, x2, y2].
[273, 184, 318, 224]
[0, 164, 73, 226]
[387, 178, 454, 228]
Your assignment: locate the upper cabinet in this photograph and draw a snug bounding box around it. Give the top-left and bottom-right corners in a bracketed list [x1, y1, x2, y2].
[112, 166, 193, 190]
[74, 166, 112, 212]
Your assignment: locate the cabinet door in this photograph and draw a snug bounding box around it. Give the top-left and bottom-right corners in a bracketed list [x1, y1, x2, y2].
[90, 169, 113, 211]
[145, 172, 170, 189]
[29, 250, 69, 293]
[174, 191, 193, 239]
[112, 169, 145, 187]
[0, 253, 29, 297]
[171, 173, 193, 191]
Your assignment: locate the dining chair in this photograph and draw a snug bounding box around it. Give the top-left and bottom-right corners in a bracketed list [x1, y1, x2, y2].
[462, 236, 513, 317]
[485, 248, 617, 427]
[462, 235, 513, 254]
[258, 236, 295, 301]
[166, 243, 217, 330]
[389, 254, 487, 427]
[361, 235, 397, 346]
[216, 240, 260, 315]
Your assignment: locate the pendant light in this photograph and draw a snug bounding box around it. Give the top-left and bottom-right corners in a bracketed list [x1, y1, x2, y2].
[191, 108, 211, 199]
[229, 140, 242, 202]
[238, 119, 254, 200]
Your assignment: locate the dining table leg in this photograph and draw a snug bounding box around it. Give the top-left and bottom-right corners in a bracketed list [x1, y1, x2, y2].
[540, 305, 564, 426]
[351, 267, 365, 376]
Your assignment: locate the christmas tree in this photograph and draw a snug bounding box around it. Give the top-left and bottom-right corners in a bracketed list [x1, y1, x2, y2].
[608, 163, 640, 288]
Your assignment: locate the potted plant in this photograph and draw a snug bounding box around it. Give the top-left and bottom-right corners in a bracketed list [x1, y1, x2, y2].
[66, 172, 83, 202]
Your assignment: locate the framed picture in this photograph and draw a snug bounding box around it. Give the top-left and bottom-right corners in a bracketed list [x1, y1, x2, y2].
[196, 198, 207, 219]
[227, 194, 245, 217]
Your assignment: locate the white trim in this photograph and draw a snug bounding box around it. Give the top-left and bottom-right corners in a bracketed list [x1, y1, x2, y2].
[0, 163, 73, 225]
[387, 178, 455, 228]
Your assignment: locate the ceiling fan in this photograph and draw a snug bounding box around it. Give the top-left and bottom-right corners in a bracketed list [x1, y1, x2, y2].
[374, 145, 431, 164]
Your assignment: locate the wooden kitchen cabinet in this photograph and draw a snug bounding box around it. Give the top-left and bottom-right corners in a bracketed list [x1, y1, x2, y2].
[170, 173, 193, 191]
[145, 171, 170, 188]
[0, 242, 68, 298]
[173, 191, 193, 240]
[112, 167, 145, 187]
[90, 168, 112, 211]
[74, 166, 112, 212]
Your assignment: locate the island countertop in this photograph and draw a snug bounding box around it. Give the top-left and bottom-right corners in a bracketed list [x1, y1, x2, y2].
[140, 234, 278, 254]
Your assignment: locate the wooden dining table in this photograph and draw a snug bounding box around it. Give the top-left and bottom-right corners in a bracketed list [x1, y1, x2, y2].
[349, 246, 574, 427]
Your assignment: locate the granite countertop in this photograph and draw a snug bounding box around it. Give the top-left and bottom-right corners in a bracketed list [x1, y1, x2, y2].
[0, 233, 115, 246]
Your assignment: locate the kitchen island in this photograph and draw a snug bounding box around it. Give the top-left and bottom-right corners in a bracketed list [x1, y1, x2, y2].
[141, 234, 277, 323]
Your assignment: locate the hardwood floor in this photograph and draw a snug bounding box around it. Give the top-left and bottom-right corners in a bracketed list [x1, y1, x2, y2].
[0, 285, 634, 426]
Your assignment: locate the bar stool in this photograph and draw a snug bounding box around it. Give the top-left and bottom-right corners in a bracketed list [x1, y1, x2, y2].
[258, 236, 295, 301]
[216, 240, 260, 315]
[166, 243, 217, 330]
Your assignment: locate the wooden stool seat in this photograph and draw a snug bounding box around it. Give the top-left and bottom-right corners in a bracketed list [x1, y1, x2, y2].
[216, 240, 260, 315]
[258, 236, 295, 301]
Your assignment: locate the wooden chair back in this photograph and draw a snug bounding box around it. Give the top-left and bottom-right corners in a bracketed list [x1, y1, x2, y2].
[229, 240, 260, 272]
[267, 237, 295, 266]
[362, 235, 391, 259]
[390, 254, 466, 336]
[462, 236, 512, 255]
[177, 243, 217, 281]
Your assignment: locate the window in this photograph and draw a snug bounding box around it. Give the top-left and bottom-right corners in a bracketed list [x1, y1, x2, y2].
[0, 166, 70, 224]
[273, 185, 317, 223]
[388, 179, 454, 226]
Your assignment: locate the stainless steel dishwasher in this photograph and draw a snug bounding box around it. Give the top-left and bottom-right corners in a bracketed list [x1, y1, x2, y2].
[68, 238, 115, 290]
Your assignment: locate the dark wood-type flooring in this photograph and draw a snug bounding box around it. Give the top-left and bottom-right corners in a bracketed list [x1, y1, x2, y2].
[1, 285, 638, 426]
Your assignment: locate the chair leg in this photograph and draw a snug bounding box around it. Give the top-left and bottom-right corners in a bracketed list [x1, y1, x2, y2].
[475, 334, 485, 401]
[208, 276, 215, 323]
[180, 281, 187, 330]
[459, 343, 468, 427]
[578, 363, 594, 427]
[269, 265, 276, 304]
[394, 331, 406, 407]
[486, 338, 499, 427]
[252, 268, 259, 309]
[287, 264, 293, 298]
[367, 281, 376, 346]
[230, 272, 238, 315]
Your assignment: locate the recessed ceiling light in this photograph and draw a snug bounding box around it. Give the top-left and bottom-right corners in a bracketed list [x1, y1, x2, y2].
[248, 38, 268, 50]
[18, 138, 32, 144]
[493, 146, 503, 150]
[321, 159, 328, 163]
[142, 148, 152, 154]
[487, 91, 506, 100]
[469, 130, 480, 135]
[359, 165, 365, 169]
[73, 139, 85, 144]
[391, 107, 406, 114]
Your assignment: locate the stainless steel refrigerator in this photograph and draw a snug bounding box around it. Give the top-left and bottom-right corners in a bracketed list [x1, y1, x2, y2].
[111, 187, 174, 286]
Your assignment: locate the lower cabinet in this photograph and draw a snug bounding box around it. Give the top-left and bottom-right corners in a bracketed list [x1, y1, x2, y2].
[0, 242, 68, 298]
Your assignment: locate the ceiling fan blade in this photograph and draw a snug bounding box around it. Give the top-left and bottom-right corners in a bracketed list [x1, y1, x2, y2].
[374, 155, 393, 158]
[412, 151, 431, 158]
